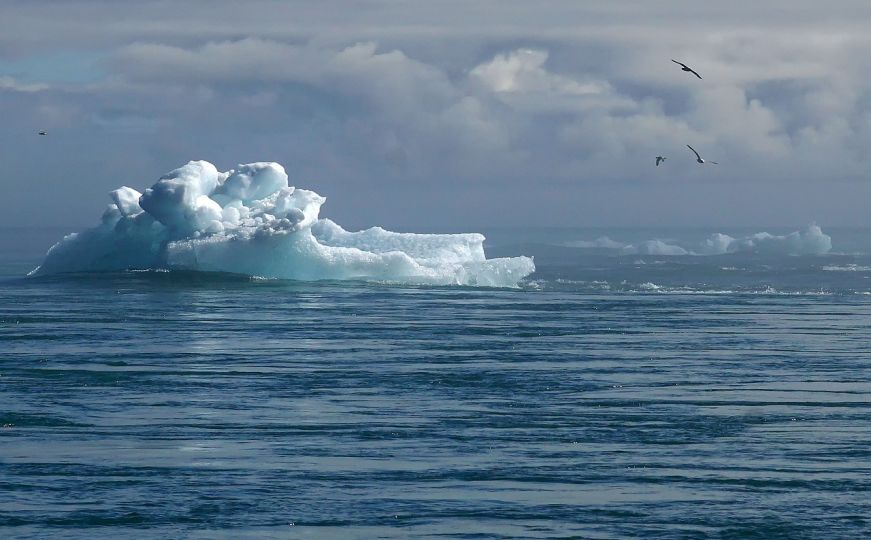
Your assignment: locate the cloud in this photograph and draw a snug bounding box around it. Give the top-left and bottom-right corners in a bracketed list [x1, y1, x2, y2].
[114, 39, 319, 83]
[102, 34, 871, 202]
[469, 49, 634, 113]
[5, 1, 871, 229]
[471, 49, 605, 96]
[0, 76, 49, 92]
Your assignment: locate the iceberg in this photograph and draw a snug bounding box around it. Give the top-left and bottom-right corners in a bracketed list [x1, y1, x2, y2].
[696, 224, 831, 256]
[565, 224, 831, 257]
[30, 161, 535, 287]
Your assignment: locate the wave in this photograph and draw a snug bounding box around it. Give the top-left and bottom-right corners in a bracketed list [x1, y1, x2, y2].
[564, 224, 831, 256]
[30, 161, 534, 287]
[523, 279, 851, 296]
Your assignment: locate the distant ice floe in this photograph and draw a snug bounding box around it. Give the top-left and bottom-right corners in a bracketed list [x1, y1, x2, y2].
[565, 224, 831, 256]
[822, 264, 871, 272]
[30, 161, 534, 286]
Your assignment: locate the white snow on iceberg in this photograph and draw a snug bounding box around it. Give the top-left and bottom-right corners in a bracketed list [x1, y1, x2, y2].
[30, 161, 535, 287]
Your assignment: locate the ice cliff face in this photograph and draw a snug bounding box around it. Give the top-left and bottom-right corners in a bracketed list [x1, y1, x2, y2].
[30, 160, 534, 287]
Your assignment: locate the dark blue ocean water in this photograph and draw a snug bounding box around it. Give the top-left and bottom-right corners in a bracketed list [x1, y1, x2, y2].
[2, 226, 870, 539]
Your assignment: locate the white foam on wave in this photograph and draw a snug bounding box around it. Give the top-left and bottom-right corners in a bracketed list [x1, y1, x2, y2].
[565, 225, 832, 256]
[629, 283, 835, 295]
[30, 160, 535, 287]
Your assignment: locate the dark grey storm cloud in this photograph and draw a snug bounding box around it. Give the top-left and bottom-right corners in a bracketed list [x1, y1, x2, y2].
[2, 0, 871, 229]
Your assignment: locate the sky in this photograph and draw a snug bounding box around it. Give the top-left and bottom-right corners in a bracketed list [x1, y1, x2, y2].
[2, 0, 871, 230]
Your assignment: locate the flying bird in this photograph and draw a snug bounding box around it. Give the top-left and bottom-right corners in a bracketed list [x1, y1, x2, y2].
[687, 145, 717, 164]
[38, 130, 47, 136]
[655, 156, 666, 166]
[671, 59, 702, 80]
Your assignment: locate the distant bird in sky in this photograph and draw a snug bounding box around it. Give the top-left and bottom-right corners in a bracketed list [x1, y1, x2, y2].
[38, 130, 47, 136]
[671, 59, 702, 80]
[687, 145, 717, 164]
[655, 156, 666, 166]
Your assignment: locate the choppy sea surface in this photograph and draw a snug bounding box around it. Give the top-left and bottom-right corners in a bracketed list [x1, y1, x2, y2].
[2, 226, 870, 539]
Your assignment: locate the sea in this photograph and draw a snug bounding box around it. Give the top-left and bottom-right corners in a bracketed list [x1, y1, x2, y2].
[1, 225, 870, 539]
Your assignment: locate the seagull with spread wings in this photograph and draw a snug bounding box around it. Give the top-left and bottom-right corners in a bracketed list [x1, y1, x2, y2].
[687, 145, 717, 165]
[672, 59, 702, 80]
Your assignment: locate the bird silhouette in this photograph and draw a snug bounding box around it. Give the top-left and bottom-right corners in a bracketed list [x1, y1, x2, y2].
[671, 59, 702, 80]
[687, 145, 717, 164]
[655, 156, 666, 166]
[38, 130, 47, 136]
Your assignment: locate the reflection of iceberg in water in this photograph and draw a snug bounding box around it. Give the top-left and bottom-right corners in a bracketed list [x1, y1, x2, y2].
[30, 161, 534, 287]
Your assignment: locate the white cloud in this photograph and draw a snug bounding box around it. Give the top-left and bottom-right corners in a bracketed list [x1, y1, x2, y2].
[79, 35, 871, 188]
[0, 76, 49, 92]
[468, 49, 634, 114]
[6, 1, 871, 227]
[471, 49, 603, 95]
